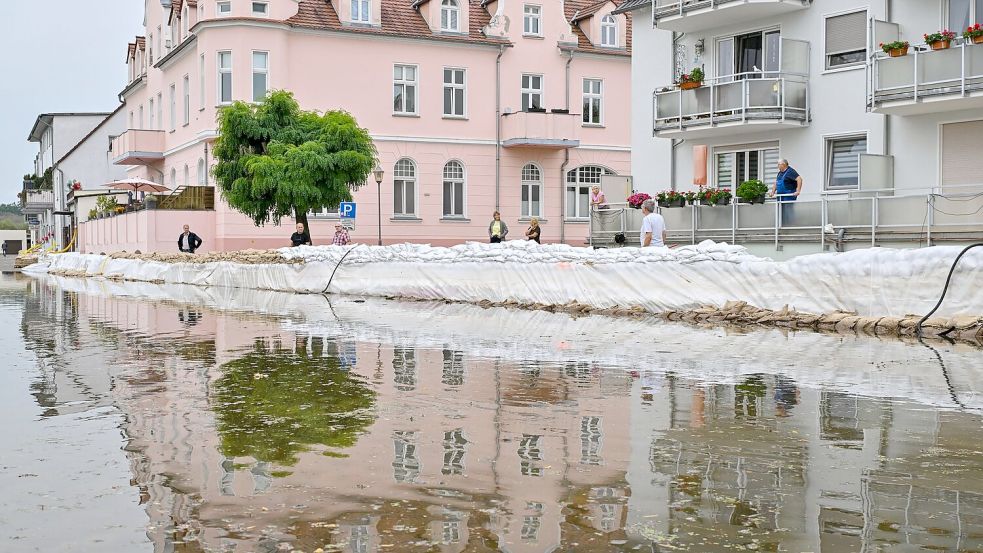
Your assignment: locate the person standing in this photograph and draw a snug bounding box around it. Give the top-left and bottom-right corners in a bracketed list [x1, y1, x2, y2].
[525, 218, 541, 244]
[332, 223, 351, 246]
[1, 242, 6, 257]
[177, 225, 203, 253]
[771, 158, 803, 201]
[639, 199, 667, 247]
[291, 223, 312, 247]
[589, 185, 608, 210]
[488, 211, 509, 243]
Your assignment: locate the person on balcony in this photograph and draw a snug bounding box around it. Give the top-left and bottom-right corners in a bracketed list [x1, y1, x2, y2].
[771, 159, 803, 201]
[178, 225, 202, 254]
[332, 223, 351, 246]
[488, 211, 509, 243]
[640, 199, 667, 247]
[590, 185, 608, 210]
[525, 218, 542, 244]
[291, 223, 312, 247]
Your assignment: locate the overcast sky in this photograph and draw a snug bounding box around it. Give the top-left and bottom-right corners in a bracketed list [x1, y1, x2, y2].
[0, 0, 144, 204]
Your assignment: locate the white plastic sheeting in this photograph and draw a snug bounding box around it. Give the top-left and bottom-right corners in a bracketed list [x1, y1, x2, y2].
[26, 241, 983, 317]
[44, 275, 983, 412]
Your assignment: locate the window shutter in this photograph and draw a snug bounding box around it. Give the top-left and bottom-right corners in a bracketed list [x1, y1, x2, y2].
[825, 11, 866, 55]
[828, 137, 867, 189]
[942, 120, 983, 187]
[763, 148, 779, 186]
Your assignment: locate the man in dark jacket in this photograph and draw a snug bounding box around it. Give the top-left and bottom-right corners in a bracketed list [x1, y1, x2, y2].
[178, 225, 203, 253]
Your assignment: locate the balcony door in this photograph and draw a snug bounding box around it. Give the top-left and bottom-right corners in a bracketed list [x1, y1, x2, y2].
[947, 0, 983, 33]
[717, 30, 780, 80]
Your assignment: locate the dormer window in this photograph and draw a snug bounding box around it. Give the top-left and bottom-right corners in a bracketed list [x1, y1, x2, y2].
[600, 15, 617, 47]
[523, 5, 542, 36]
[441, 0, 460, 32]
[252, 2, 269, 16]
[181, 5, 189, 37]
[217, 1, 232, 16]
[351, 0, 370, 23]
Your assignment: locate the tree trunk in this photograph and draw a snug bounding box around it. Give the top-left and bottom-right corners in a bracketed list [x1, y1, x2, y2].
[295, 210, 310, 240]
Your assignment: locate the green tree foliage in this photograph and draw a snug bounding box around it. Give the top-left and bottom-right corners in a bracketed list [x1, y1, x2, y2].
[213, 90, 376, 236]
[212, 339, 377, 466]
[23, 169, 53, 191]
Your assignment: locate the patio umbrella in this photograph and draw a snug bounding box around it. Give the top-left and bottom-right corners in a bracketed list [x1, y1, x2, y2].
[104, 178, 171, 194]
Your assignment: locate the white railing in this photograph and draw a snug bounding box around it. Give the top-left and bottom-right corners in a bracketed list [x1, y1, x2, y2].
[653, 0, 762, 18]
[653, 71, 809, 133]
[869, 38, 983, 107]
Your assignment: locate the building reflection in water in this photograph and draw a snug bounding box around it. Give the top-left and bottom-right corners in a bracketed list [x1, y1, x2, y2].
[16, 277, 983, 552]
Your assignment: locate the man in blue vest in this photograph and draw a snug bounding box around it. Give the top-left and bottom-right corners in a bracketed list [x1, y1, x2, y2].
[771, 158, 803, 200]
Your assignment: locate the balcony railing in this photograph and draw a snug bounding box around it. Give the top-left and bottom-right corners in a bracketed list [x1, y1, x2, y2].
[110, 129, 165, 165]
[652, 0, 810, 32]
[868, 39, 983, 116]
[501, 110, 580, 149]
[653, 71, 809, 139]
[22, 191, 55, 214]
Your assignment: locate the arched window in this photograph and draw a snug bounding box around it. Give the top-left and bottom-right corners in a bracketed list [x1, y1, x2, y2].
[197, 158, 206, 185]
[600, 15, 617, 47]
[566, 165, 613, 218]
[393, 158, 416, 217]
[521, 163, 542, 218]
[442, 160, 465, 218]
[183, 164, 189, 186]
[441, 0, 460, 31]
[170, 168, 177, 188]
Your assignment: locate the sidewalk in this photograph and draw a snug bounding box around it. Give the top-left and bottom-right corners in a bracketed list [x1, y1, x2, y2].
[0, 255, 17, 274]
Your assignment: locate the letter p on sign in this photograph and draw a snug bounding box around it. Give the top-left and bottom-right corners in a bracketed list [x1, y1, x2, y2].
[339, 202, 357, 219]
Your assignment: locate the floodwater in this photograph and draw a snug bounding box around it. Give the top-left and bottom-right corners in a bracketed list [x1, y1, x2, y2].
[1, 275, 982, 553]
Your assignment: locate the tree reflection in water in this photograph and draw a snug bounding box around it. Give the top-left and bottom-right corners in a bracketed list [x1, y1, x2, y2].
[212, 339, 376, 466]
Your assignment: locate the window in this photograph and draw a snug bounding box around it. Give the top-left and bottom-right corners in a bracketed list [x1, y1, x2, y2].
[170, 168, 177, 188]
[393, 158, 416, 216]
[351, 0, 370, 22]
[182, 75, 190, 125]
[252, 51, 269, 102]
[600, 15, 617, 47]
[582, 79, 602, 125]
[443, 68, 465, 117]
[442, 161, 465, 218]
[149, 98, 155, 129]
[825, 10, 867, 70]
[523, 4, 541, 36]
[441, 429, 467, 475]
[393, 64, 418, 114]
[521, 163, 542, 218]
[183, 165, 189, 186]
[218, 51, 232, 104]
[947, 0, 983, 35]
[441, 0, 460, 31]
[717, 29, 780, 80]
[825, 135, 867, 190]
[156, 93, 163, 129]
[169, 84, 177, 130]
[713, 143, 778, 188]
[197, 158, 207, 185]
[181, 5, 189, 38]
[580, 416, 603, 465]
[517, 434, 543, 477]
[148, 33, 154, 64]
[393, 347, 416, 390]
[138, 105, 144, 129]
[252, 1, 269, 16]
[199, 54, 205, 108]
[392, 431, 420, 483]
[566, 166, 613, 218]
[521, 74, 543, 111]
[217, 1, 231, 16]
[941, 120, 983, 187]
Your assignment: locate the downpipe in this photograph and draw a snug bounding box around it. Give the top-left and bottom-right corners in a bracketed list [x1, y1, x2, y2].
[495, 45, 505, 211]
[560, 51, 574, 245]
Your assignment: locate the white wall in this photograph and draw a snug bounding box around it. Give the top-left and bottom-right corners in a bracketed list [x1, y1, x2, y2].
[57, 109, 128, 198]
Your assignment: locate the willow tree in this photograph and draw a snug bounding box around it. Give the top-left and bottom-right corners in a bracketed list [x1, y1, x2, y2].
[213, 90, 376, 236]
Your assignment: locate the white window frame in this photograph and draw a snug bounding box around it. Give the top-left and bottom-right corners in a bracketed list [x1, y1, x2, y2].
[217, 51, 233, 105]
[393, 64, 419, 115]
[566, 166, 613, 219]
[712, 143, 779, 189]
[170, 168, 177, 188]
[252, 51, 269, 102]
[156, 92, 163, 129]
[217, 1, 232, 16]
[521, 162, 543, 218]
[351, 0, 370, 23]
[138, 105, 144, 129]
[181, 5, 189, 38]
[149, 97, 155, 129]
[251, 1, 269, 16]
[440, 0, 460, 32]
[443, 67, 466, 118]
[582, 78, 603, 126]
[199, 54, 206, 109]
[521, 73, 543, 111]
[945, 0, 983, 36]
[824, 133, 868, 191]
[182, 75, 190, 125]
[442, 160, 466, 218]
[183, 165, 190, 186]
[197, 158, 207, 185]
[523, 4, 542, 36]
[393, 158, 417, 217]
[600, 15, 617, 47]
[148, 33, 154, 64]
[169, 84, 177, 131]
[823, 9, 868, 72]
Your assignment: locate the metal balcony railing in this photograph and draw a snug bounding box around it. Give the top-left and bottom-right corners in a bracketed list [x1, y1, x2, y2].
[653, 72, 809, 134]
[654, 0, 768, 18]
[868, 38, 983, 111]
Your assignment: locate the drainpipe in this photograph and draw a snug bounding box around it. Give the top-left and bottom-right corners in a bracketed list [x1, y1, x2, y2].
[669, 31, 685, 190]
[560, 51, 574, 245]
[495, 45, 505, 211]
[882, 0, 892, 157]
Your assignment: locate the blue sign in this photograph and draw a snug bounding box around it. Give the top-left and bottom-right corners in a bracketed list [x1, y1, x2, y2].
[339, 202, 357, 218]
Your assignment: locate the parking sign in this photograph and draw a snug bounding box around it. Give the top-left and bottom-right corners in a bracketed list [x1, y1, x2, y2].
[339, 202, 357, 218]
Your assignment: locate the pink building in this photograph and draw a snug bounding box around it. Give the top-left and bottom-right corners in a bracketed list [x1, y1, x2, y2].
[83, 0, 632, 252]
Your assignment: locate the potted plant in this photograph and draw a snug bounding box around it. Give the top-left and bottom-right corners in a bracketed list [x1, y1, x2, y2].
[626, 192, 652, 209]
[924, 29, 957, 50]
[656, 190, 686, 208]
[965, 23, 983, 44]
[682, 190, 699, 205]
[880, 40, 910, 57]
[678, 67, 704, 90]
[711, 188, 732, 206]
[737, 179, 768, 204]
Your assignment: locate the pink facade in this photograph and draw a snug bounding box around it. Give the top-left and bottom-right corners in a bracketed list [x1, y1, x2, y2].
[102, 0, 631, 252]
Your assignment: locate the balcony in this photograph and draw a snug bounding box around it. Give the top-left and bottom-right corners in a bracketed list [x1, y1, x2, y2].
[110, 129, 165, 165]
[22, 191, 54, 214]
[869, 40, 983, 116]
[653, 72, 809, 139]
[652, 0, 810, 33]
[501, 110, 580, 149]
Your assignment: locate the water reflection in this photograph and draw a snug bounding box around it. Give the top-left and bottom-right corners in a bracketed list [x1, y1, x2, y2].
[7, 275, 983, 552]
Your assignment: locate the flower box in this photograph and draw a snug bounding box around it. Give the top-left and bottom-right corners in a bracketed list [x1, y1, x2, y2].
[658, 198, 686, 208]
[888, 46, 909, 57]
[680, 81, 702, 90]
[930, 40, 952, 50]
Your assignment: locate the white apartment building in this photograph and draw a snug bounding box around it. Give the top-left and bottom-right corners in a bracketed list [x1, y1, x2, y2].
[616, 0, 983, 254]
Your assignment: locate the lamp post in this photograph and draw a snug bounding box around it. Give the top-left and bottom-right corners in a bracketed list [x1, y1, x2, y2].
[373, 165, 384, 246]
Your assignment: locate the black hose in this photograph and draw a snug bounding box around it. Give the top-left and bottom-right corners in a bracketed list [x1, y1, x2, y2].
[322, 244, 362, 294]
[916, 243, 983, 338]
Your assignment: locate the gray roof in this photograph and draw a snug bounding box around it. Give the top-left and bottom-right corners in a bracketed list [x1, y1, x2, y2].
[612, 0, 648, 14]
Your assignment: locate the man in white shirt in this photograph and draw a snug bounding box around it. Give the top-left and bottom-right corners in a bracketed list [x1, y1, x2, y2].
[639, 199, 667, 247]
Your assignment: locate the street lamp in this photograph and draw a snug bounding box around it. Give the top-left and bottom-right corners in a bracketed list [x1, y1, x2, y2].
[373, 164, 384, 246]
